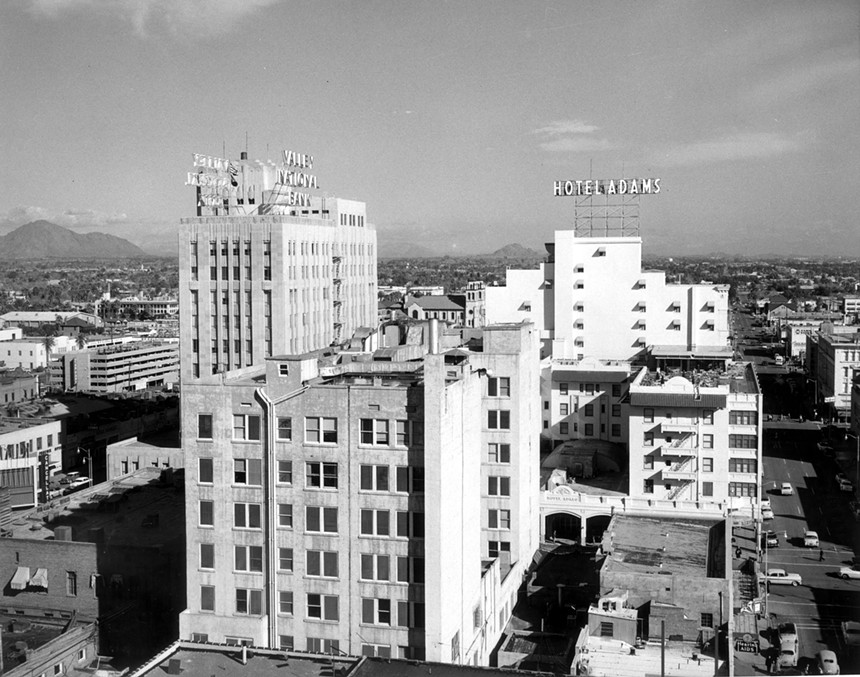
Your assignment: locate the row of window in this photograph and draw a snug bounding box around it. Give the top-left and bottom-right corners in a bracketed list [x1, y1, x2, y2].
[643, 457, 757, 473]
[198, 414, 422, 446]
[199, 501, 426, 537]
[642, 433, 757, 449]
[189, 634, 421, 659]
[557, 402, 622, 418]
[198, 459, 425, 493]
[199, 586, 425, 627]
[554, 421, 621, 437]
[558, 383, 624, 397]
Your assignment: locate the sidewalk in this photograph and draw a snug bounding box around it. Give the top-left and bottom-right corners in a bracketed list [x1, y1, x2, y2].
[731, 523, 775, 676]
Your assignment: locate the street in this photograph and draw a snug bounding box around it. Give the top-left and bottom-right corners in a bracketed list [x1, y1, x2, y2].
[760, 427, 860, 673]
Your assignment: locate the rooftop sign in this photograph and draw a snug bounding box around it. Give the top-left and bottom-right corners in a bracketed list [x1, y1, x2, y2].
[554, 178, 661, 197]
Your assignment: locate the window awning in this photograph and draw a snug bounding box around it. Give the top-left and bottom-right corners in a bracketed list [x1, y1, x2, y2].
[30, 567, 48, 589]
[11, 566, 30, 590]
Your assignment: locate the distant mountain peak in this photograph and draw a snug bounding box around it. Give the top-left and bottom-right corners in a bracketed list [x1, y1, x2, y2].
[483, 243, 543, 259]
[0, 221, 148, 259]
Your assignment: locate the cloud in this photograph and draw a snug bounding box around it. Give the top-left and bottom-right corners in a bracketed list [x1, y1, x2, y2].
[533, 118, 616, 153]
[654, 132, 803, 167]
[0, 205, 129, 232]
[532, 119, 600, 136]
[23, 0, 280, 37]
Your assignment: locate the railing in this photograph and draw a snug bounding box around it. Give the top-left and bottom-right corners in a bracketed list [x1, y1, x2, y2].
[540, 489, 736, 519]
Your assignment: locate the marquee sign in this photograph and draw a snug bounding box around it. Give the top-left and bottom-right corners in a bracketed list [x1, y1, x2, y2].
[554, 178, 661, 197]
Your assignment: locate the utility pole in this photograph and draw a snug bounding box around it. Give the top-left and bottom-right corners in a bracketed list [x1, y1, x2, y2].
[79, 447, 92, 485]
[661, 620, 665, 677]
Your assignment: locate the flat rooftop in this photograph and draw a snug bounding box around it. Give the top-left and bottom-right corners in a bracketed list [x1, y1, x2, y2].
[0, 615, 92, 674]
[602, 516, 718, 578]
[0, 416, 55, 435]
[635, 361, 759, 395]
[577, 635, 719, 677]
[7, 467, 184, 547]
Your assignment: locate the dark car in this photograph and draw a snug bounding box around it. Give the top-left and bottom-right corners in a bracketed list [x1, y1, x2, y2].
[763, 531, 779, 548]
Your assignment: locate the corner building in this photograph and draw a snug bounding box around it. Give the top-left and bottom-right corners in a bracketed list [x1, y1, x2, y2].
[178, 197, 377, 380]
[178, 322, 540, 662]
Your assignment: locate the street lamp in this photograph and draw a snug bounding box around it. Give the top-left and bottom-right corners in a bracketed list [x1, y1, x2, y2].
[79, 447, 92, 485]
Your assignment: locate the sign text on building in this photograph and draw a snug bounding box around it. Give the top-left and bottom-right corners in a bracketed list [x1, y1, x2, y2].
[554, 178, 661, 197]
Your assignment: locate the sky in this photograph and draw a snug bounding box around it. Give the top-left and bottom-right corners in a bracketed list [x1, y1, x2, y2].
[1, 0, 858, 257]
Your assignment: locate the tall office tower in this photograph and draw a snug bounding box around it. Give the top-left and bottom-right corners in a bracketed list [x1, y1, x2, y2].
[178, 150, 377, 380]
[178, 321, 540, 663]
[485, 230, 730, 363]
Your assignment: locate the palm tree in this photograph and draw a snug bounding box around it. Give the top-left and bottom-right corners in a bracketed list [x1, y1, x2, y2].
[42, 334, 56, 357]
[75, 333, 87, 351]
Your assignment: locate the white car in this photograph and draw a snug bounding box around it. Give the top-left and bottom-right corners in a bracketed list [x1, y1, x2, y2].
[839, 566, 860, 580]
[780, 482, 793, 496]
[803, 530, 819, 547]
[765, 568, 802, 586]
[837, 474, 854, 492]
[761, 506, 774, 520]
[761, 498, 772, 510]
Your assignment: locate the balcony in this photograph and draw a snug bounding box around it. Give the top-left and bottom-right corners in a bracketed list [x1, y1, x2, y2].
[660, 420, 698, 435]
[663, 458, 696, 481]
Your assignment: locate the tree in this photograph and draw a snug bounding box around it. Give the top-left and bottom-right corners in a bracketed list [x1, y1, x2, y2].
[75, 334, 87, 350]
[42, 334, 56, 356]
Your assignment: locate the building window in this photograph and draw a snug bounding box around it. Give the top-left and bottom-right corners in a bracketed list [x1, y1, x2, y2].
[235, 588, 262, 615]
[584, 404, 594, 417]
[728, 482, 757, 497]
[488, 443, 510, 463]
[278, 503, 293, 528]
[729, 458, 757, 473]
[200, 585, 215, 612]
[644, 408, 654, 422]
[584, 423, 594, 436]
[66, 571, 77, 596]
[600, 622, 614, 637]
[233, 414, 261, 441]
[611, 423, 621, 437]
[729, 434, 757, 449]
[307, 550, 339, 577]
[279, 635, 294, 651]
[396, 419, 421, 447]
[362, 644, 391, 658]
[199, 500, 214, 526]
[360, 465, 389, 491]
[278, 547, 293, 571]
[487, 410, 510, 429]
[702, 481, 713, 497]
[306, 417, 338, 443]
[307, 638, 340, 653]
[233, 458, 262, 485]
[395, 556, 425, 584]
[277, 460, 293, 484]
[233, 503, 262, 529]
[559, 383, 569, 395]
[701, 613, 714, 628]
[644, 432, 654, 447]
[488, 540, 510, 558]
[360, 509, 390, 536]
[306, 462, 338, 489]
[279, 591, 294, 615]
[198, 458, 213, 484]
[612, 384, 621, 397]
[362, 598, 392, 625]
[307, 593, 339, 621]
[702, 410, 714, 425]
[703, 434, 714, 449]
[396, 511, 424, 538]
[198, 414, 213, 439]
[395, 466, 424, 493]
[306, 506, 338, 534]
[200, 543, 214, 569]
[612, 404, 621, 417]
[488, 476, 511, 496]
[277, 417, 292, 440]
[560, 422, 569, 435]
[643, 479, 654, 494]
[488, 509, 511, 529]
[487, 377, 511, 397]
[397, 601, 426, 629]
[235, 545, 263, 572]
[703, 457, 713, 472]
[360, 418, 390, 445]
[361, 554, 390, 581]
[729, 410, 756, 425]
[643, 456, 654, 470]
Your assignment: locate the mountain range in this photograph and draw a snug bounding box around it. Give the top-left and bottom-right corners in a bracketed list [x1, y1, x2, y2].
[0, 221, 147, 259]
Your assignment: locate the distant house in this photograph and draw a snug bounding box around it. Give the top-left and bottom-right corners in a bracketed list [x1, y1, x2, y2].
[404, 295, 466, 325]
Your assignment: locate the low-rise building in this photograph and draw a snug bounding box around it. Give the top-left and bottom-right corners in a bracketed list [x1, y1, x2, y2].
[0, 368, 40, 405]
[49, 341, 179, 393]
[404, 295, 466, 325]
[0, 612, 99, 677]
[0, 417, 62, 507]
[806, 329, 860, 422]
[106, 428, 182, 480]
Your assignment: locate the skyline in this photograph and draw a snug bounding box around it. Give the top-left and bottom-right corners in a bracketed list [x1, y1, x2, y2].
[1, 0, 858, 257]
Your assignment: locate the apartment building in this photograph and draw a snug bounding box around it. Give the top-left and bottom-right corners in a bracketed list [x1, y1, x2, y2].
[626, 362, 762, 509]
[49, 341, 179, 392]
[178, 321, 540, 663]
[485, 231, 730, 362]
[178, 197, 377, 380]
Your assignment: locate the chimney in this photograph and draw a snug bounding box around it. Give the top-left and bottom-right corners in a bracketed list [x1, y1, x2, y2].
[428, 319, 439, 355]
[54, 526, 73, 541]
[241, 645, 248, 665]
[240, 151, 248, 160]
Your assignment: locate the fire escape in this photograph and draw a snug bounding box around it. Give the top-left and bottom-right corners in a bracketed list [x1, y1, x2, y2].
[331, 245, 343, 343]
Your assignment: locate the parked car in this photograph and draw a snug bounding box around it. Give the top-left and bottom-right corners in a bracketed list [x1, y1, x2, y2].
[803, 530, 820, 547]
[765, 569, 802, 586]
[761, 498, 772, 510]
[763, 531, 779, 548]
[761, 506, 775, 520]
[777, 636, 798, 668]
[815, 650, 839, 675]
[781, 482, 793, 496]
[777, 622, 798, 644]
[839, 566, 860, 580]
[836, 473, 854, 492]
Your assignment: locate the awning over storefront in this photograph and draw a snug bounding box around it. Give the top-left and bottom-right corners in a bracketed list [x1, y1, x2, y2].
[30, 567, 48, 589]
[10, 566, 30, 590]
